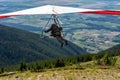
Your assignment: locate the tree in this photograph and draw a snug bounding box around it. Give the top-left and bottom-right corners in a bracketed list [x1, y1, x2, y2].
[96, 53, 117, 66]
[19, 61, 27, 71]
[0, 68, 4, 74]
[55, 58, 65, 68]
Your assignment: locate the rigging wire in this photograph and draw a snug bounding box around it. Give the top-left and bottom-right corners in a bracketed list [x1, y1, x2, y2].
[40, 14, 64, 38]
[40, 14, 53, 38]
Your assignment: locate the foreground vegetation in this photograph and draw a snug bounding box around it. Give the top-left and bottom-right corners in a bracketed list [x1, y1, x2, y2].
[3, 49, 119, 72]
[0, 50, 120, 80]
[0, 43, 120, 80]
[0, 55, 120, 80]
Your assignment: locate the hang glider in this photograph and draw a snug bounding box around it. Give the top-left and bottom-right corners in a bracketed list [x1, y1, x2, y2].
[0, 5, 120, 18]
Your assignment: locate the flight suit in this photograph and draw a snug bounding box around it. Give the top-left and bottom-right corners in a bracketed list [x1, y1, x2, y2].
[45, 24, 68, 47]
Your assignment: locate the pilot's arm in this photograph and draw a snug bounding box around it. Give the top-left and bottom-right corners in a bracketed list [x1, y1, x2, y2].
[44, 28, 52, 33]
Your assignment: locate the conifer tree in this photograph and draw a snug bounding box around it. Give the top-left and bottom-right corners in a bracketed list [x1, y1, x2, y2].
[0, 68, 4, 74]
[55, 58, 65, 68]
[19, 61, 27, 71]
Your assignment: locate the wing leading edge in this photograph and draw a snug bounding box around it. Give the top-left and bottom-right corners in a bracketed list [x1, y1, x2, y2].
[0, 5, 120, 19]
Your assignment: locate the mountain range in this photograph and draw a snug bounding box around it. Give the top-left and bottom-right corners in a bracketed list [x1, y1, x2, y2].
[0, 24, 86, 66]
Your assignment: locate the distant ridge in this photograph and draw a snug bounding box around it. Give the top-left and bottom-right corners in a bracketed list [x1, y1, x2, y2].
[98, 44, 120, 54]
[0, 24, 86, 66]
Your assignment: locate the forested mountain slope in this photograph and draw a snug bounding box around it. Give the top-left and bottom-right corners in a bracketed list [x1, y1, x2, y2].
[0, 25, 86, 66]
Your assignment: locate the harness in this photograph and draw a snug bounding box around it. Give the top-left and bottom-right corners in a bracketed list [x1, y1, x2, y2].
[40, 14, 62, 38]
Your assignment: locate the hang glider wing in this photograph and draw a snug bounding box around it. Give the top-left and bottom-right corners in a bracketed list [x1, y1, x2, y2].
[0, 5, 120, 19]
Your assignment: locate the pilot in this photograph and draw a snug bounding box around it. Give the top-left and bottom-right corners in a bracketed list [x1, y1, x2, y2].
[45, 23, 68, 47]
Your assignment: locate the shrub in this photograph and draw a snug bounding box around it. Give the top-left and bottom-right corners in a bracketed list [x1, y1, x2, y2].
[95, 53, 117, 66]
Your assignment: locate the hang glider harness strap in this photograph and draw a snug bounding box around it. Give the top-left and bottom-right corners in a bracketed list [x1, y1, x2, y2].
[40, 14, 62, 38]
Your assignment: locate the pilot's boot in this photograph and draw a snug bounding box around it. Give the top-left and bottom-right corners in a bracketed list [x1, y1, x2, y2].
[61, 43, 64, 47]
[65, 40, 68, 45]
[56, 36, 64, 47]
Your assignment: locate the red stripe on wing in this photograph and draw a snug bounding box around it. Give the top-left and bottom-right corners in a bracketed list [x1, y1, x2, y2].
[80, 10, 120, 15]
[0, 15, 20, 19]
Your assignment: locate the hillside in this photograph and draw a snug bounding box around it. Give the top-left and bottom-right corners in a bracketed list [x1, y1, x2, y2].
[0, 41, 120, 80]
[0, 56, 120, 80]
[98, 44, 120, 55]
[0, 24, 86, 66]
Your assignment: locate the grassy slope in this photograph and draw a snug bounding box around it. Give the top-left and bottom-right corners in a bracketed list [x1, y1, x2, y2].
[0, 56, 120, 80]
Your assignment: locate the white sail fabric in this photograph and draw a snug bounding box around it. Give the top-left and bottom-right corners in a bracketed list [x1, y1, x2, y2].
[0, 5, 95, 16]
[0, 5, 120, 18]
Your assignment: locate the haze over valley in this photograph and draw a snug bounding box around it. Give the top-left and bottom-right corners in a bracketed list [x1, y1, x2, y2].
[0, 0, 120, 53]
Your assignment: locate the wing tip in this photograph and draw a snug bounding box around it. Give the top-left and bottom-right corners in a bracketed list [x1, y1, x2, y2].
[0, 15, 20, 19]
[80, 10, 120, 15]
